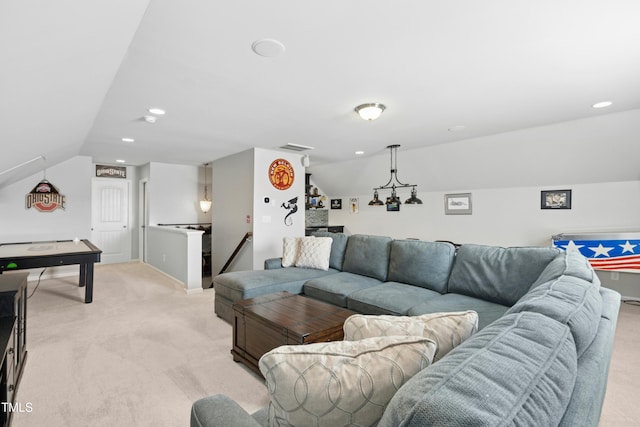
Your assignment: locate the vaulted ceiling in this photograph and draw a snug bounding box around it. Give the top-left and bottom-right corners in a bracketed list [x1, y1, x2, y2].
[2, 0, 639, 188]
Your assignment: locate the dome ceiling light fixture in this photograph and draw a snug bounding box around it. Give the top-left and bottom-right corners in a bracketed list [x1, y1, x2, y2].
[369, 144, 422, 206]
[355, 103, 386, 121]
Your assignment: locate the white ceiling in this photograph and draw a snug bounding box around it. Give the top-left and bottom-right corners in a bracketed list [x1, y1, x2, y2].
[2, 0, 640, 187]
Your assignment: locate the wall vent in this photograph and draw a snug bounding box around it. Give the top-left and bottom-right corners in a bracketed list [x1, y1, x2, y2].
[279, 143, 315, 152]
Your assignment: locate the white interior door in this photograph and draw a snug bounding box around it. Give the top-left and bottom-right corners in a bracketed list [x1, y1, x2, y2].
[91, 178, 131, 264]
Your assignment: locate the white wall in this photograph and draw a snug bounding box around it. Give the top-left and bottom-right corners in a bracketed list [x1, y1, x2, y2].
[148, 162, 207, 225]
[211, 150, 254, 275]
[326, 181, 640, 246]
[252, 148, 305, 269]
[211, 148, 305, 273]
[146, 225, 203, 293]
[0, 156, 92, 242]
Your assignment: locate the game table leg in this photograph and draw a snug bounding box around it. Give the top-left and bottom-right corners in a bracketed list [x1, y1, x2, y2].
[84, 263, 94, 303]
[79, 263, 87, 287]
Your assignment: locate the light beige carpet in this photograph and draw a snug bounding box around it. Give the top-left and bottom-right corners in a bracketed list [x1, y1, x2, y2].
[11, 262, 268, 427]
[600, 300, 640, 426]
[8, 263, 639, 426]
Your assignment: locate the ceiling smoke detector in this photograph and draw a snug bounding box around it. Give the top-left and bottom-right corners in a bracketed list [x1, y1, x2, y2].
[252, 39, 286, 58]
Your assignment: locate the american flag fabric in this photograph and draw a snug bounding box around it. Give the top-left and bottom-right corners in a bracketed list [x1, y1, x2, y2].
[552, 234, 640, 273]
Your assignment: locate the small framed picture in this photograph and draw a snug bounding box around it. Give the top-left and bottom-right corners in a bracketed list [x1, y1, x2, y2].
[330, 199, 342, 209]
[541, 189, 571, 209]
[349, 198, 359, 214]
[445, 193, 472, 215]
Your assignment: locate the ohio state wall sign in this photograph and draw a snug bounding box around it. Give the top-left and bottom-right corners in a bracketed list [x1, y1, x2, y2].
[25, 180, 66, 212]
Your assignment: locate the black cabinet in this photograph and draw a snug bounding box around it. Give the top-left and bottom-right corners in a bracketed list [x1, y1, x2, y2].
[305, 226, 345, 236]
[0, 273, 27, 427]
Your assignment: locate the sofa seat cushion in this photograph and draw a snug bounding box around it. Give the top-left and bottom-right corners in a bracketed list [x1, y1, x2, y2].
[303, 272, 382, 307]
[379, 312, 578, 427]
[213, 267, 338, 302]
[447, 244, 560, 306]
[259, 336, 437, 427]
[343, 311, 478, 362]
[341, 234, 392, 281]
[407, 293, 508, 330]
[507, 274, 602, 357]
[387, 240, 456, 292]
[347, 282, 442, 315]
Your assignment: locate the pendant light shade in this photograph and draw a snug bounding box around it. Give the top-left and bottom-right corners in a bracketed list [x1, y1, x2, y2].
[368, 189, 385, 206]
[200, 163, 212, 213]
[404, 186, 423, 204]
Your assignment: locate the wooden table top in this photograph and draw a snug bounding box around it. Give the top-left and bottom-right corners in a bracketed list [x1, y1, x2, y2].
[233, 291, 355, 339]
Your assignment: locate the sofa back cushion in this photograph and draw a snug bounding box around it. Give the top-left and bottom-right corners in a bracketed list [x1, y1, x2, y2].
[343, 311, 478, 362]
[530, 250, 600, 289]
[508, 274, 602, 357]
[379, 312, 578, 427]
[447, 244, 561, 306]
[310, 231, 349, 270]
[387, 240, 456, 293]
[342, 234, 392, 281]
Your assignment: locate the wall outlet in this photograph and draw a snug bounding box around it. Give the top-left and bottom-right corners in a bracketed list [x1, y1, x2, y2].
[611, 271, 620, 281]
[162, 254, 166, 262]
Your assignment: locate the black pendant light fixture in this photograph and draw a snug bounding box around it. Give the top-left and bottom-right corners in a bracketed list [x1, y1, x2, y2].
[368, 144, 422, 206]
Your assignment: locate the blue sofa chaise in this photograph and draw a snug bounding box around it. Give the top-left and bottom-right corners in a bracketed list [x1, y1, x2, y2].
[195, 233, 620, 426]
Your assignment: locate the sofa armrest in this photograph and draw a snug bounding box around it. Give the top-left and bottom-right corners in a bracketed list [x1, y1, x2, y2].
[264, 257, 283, 269]
[191, 395, 262, 427]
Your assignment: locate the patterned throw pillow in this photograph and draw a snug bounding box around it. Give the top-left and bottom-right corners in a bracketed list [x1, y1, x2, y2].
[343, 311, 478, 362]
[259, 336, 436, 427]
[281, 237, 301, 267]
[295, 236, 332, 270]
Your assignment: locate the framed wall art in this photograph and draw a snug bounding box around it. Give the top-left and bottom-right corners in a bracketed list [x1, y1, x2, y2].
[444, 193, 472, 215]
[541, 189, 571, 209]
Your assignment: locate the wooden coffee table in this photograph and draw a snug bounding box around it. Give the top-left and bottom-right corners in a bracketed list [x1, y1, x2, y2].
[231, 291, 356, 376]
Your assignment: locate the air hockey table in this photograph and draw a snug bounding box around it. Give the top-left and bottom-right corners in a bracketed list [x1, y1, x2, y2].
[0, 239, 102, 303]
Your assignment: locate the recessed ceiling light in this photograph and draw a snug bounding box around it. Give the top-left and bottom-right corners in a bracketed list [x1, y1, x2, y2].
[116, 159, 126, 163]
[251, 39, 286, 57]
[355, 151, 365, 155]
[592, 101, 613, 109]
[148, 108, 166, 115]
[121, 137, 135, 143]
[143, 115, 157, 124]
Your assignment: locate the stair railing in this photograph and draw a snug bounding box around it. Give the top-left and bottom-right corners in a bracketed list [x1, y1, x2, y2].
[219, 232, 253, 275]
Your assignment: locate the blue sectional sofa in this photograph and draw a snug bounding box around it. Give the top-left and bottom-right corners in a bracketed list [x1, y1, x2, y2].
[198, 233, 621, 427]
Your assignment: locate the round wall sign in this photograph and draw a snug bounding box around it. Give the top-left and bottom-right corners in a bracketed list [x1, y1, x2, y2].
[268, 158, 295, 190]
